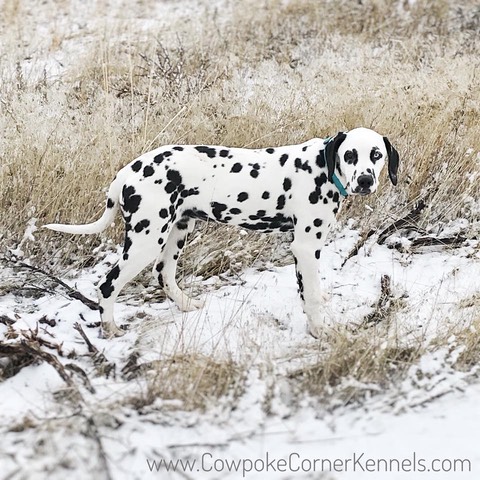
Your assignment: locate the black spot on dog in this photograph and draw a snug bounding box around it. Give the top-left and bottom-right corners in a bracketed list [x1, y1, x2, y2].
[195, 146, 216, 158]
[370, 147, 381, 163]
[327, 190, 334, 198]
[219, 149, 229, 157]
[279, 154, 289, 166]
[237, 192, 249, 202]
[181, 187, 200, 198]
[266, 148, 275, 154]
[231, 163, 242, 173]
[184, 209, 209, 221]
[256, 209, 266, 217]
[173, 146, 184, 151]
[294, 158, 312, 173]
[262, 191, 270, 199]
[308, 191, 319, 204]
[134, 219, 150, 233]
[159, 208, 168, 219]
[161, 223, 169, 233]
[124, 235, 132, 253]
[302, 145, 308, 151]
[323, 198, 328, 204]
[316, 232, 322, 239]
[315, 173, 328, 187]
[167, 169, 182, 186]
[170, 192, 179, 204]
[154, 153, 165, 164]
[239, 222, 270, 231]
[156, 261, 164, 287]
[143, 165, 154, 177]
[332, 192, 340, 203]
[107, 198, 114, 208]
[313, 218, 323, 227]
[154, 179, 162, 185]
[344, 149, 358, 165]
[211, 201, 228, 221]
[333, 207, 339, 215]
[158, 238, 164, 245]
[100, 265, 120, 299]
[165, 169, 183, 193]
[316, 151, 326, 169]
[122, 186, 141, 213]
[276, 194, 286, 210]
[131, 160, 142, 172]
[315, 250, 321, 259]
[230, 208, 241, 215]
[283, 178, 292, 191]
[305, 226, 311, 233]
[296, 270, 304, 299]
[250, 169, 259, 178]
[176, 220, 189, 230]
[177, 239, 185, 249]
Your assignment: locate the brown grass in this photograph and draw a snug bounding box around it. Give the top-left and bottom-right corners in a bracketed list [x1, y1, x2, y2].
[1, 0, 479, 266]
[125, 353, 245, 411]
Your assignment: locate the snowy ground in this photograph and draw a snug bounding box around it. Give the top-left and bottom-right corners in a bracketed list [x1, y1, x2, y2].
[1, 224, 479, 479]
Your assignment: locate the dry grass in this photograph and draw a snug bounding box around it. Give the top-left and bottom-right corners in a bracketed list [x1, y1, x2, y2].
[289, 313, 480, 407]
[1, 0, 480, 410]
[289, 326, 423, 404]
[125, 353, 245, 411]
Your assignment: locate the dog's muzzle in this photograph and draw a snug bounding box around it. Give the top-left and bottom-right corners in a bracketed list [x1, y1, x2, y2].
[354, 174, 374, 196]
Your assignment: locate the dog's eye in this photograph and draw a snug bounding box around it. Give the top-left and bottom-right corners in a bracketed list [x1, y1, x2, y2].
[371, 150, 382, 161]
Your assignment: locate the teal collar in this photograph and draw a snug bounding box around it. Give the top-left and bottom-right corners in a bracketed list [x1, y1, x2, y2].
[323, 137, 348, 198]
[331, 173, 348, 198]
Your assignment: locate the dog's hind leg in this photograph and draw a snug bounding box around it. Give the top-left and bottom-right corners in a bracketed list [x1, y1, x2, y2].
[154, 217, 204, 311]
[98, 231, 161, 337]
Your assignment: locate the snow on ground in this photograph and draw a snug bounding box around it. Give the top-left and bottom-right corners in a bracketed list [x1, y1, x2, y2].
[1, 225, 479, 479]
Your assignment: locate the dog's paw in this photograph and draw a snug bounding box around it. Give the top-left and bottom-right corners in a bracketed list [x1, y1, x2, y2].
[307, 316, 335, 340]
[101, 323, 126, 338]
[178, 296, 205, 312]
[308, 325, 334, 340]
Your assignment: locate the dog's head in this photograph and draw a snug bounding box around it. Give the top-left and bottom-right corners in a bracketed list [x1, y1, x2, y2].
[324, 127, 399, 196]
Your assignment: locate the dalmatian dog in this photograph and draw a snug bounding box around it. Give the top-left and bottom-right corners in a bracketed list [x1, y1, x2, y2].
[45, 127, 399, 338]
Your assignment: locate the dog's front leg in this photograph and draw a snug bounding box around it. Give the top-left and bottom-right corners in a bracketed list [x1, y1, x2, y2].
[291, 221, 333, 338]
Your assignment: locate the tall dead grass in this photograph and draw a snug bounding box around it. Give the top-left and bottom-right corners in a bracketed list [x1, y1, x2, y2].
[1, 0, 479, 269]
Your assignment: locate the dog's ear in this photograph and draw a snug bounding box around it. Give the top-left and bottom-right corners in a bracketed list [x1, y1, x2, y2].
[325, 132, 347, 181]
[383, 136, 399, 186]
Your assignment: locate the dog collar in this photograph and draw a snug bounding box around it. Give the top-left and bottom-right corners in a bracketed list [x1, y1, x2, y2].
[323, 137, 348, 198]
[331, 173, 348, 197]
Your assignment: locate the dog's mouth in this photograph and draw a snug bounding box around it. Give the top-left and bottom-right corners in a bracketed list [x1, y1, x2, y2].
[353, 187, 372, 196]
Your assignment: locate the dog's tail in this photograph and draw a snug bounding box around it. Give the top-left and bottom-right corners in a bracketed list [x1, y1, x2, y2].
[44, 169, 127, 235]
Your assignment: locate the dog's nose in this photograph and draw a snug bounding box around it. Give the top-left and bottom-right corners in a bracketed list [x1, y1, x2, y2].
[357, 175, 374, 190]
